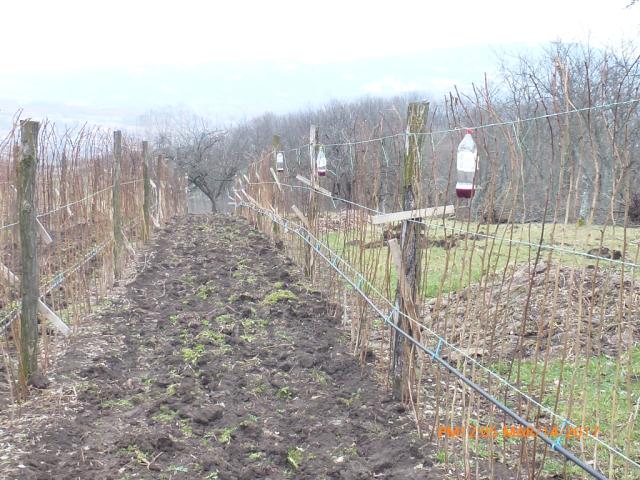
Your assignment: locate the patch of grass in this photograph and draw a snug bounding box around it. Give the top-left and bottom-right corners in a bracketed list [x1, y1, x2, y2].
[197, 329, 225, 345]
[277, 331, 293, 342]
[241, 414, 259, 426]
[215, 314, 235, 325]
[100, 398, 133, 409]
[169, 314, 179, 326]
[263, 289, 297, 305]
[217, 426, 236, 445]
[343, 443, 358, 457]
[311, 369, 328, 385]
[179, 419, 193, 437]
[166, 383, 178, 396]
[182, 344, 206, 365]
[277, 386, 293, 400]
[152, 406, 177, 423]
[167, 464, 190, 474]
[248, 451, 263, 461]
[196, 283, 216, 300]
[287, 447, 306, 470]
[122, 444, 150, 465]
[338, 389, 361, 407]
[232, 270, 244, 279]
[492, 346, 640, 473]
[252, 384, 267, 395]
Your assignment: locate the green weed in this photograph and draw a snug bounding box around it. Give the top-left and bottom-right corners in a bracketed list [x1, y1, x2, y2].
[263, 289, 297, 305]
[100, 398, 133, 409]
[182, 344, 205, 365]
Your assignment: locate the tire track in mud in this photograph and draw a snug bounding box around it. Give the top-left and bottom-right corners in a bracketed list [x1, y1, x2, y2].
[9, 215, 445, 480]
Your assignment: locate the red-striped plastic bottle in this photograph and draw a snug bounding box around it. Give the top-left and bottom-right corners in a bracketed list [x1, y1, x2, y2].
[456, 129, 478, 198]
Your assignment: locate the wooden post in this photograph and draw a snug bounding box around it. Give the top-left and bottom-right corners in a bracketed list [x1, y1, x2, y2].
[142, 140, 152, 240]
[305, 125, 319, 278]
[391, 101, 429, 402]
[156, 155, 165, 224]
[272, 135, 282, 238]
[17, 120, 40, 390]
[112, 130, 123, 279]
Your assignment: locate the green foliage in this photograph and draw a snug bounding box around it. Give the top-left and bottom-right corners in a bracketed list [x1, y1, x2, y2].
[248, 451, 263, 461]
[263, 289, 297, 305]
[197, 329, 225, 344]
[122, 444, 150, 465]
[217, 426, 236, 445]
[311, 369, 328, 385]
[492, 346, 640, 467]
[166, 383, 178, 396]
[215, 314, 235, 325]
[277, 386, 293, 400]
[152, 406, 177, 423]
[287, 447, 304, 470]
[182, 344, 205, 365]
[196, 283, 215, 300]
[100, 398, 133, 409]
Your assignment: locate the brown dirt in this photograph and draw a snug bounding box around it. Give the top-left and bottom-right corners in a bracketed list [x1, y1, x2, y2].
[0, 215, 450, 480]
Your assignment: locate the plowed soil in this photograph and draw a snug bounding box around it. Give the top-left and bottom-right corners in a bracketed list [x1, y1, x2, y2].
[1, 215, 445, 480]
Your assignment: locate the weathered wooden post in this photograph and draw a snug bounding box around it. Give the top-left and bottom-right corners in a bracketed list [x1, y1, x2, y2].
[305, 125, 319, 279]
[142, 140, 152, 241]
[112, 131, 123, 279]
[271, 135, 282, 238]
[17, 120, 40, 391]
[156, 155, 165, 225]
[391, 101, 429, 402]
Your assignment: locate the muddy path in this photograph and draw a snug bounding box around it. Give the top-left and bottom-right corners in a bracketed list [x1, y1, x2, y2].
[1, 215, 446, 480]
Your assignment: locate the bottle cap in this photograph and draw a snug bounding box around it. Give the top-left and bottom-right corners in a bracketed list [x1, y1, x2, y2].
[466, 128, 474, 134]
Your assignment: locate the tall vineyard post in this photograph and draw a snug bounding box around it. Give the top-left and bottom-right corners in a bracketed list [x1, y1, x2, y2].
[112, 131, 123, 279]
[391, 101, 429, 402]
[17, 120, 39, 392]
[305, 125, 319, 279]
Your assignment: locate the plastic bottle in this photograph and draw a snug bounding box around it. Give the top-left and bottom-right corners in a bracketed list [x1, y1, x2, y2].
[456, 129, 478, 198]
[276, 151, 284, 172]
[316, 145, 327, 177]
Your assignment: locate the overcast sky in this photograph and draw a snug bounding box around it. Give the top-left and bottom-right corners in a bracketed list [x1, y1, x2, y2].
[0, 0, 638, 131]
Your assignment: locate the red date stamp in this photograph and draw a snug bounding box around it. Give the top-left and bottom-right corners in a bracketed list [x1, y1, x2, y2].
[437, 424, 600, 439]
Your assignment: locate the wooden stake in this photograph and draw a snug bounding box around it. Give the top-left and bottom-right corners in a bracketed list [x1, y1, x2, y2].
[291, 204, 311, 231]
[305, 125, 319, 278]
[142, 140, 152, 240]
[270, 168, 282, 191]
[391, 101, 429, 402]
[17, 120, 40, 390]
[36, 218, 53, 244]
[112, 131, 123, 279]
[370, 205, 455, 225]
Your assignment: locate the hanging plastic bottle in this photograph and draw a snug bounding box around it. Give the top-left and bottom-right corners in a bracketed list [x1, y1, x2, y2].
[316, 145, 327, 177]
[276, 151, 285, 172]
[456, 129, 478, 198]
